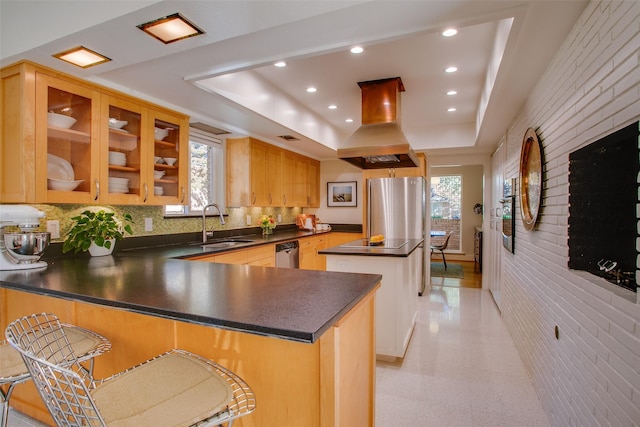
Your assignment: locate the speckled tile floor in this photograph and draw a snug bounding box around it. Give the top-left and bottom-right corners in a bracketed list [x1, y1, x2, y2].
[6, 285, 548, 427]
[376, 285, 549, 426]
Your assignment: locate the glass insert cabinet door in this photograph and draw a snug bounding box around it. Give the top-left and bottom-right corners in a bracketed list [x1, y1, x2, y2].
[101, 96, 147, 204]
[150, 109, 187, 204]
[36, 73, 100, 203]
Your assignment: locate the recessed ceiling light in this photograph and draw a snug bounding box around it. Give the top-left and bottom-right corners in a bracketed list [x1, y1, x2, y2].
[447, 90, 457, 96]
[350, 46, 364, 54]
[138, 13, 204, 44]
[445, 66, 458, 73]
[345, 118, 354, 123]
[447, 107, 457, 112]
[52, 46, 111, 68]
[274, 61, 286, 67]
[442, 28, 458, 37]
[328, 105, 338, 110]
[306, 87, 317, 93]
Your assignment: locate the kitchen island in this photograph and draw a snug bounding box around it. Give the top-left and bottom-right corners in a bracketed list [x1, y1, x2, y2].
[0, 247, 380, 427]
[320, 238, 423, 360]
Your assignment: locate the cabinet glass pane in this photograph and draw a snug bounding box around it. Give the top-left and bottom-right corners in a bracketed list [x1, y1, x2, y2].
[46, 86, 91, 193]
[153, 118, 180, 198]
[108, 105, 141, 196]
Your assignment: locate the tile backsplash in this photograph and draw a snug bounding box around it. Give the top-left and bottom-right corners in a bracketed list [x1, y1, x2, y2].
[29, 204, 302, 243]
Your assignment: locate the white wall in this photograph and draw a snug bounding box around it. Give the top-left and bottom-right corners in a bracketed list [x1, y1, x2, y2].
[494, 1, 640, 425]
[306, 159, 363, 224]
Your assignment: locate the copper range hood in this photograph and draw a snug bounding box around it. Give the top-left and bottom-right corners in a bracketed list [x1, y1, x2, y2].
[337, 77, 419, 169]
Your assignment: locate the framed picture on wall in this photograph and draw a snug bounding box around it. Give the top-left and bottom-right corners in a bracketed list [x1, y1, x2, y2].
[327, 181, 357, 207]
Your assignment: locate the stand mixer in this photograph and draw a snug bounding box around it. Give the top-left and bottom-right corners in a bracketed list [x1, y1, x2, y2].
[0, 205, 50, 270]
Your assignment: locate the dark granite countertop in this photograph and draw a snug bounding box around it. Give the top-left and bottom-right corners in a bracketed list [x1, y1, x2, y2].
[0, 228, 378, 343]
[319, 238, 424, 257]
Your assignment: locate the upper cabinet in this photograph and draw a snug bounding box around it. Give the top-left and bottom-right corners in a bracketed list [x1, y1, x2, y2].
[148, 109, 188, 205]
[226, 137, 320, 208]
[35, 72, 101, 204]
[0, 61, 189, 205]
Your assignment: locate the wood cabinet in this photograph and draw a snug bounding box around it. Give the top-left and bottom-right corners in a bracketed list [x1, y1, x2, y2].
[226, 137, 275, 207]
[0, 61, 189, 205]
[2, 285, 376, 427]
[308, 158, 320, 207]
[281, 150, 296, 207]
[148, 108, 188, 205]
[35, 72, 101, 204]
[299, 234, 327, 271]
[474, 226, 483, 272]
[226, 137, 320, 208]
[191, 244, 275, 267]
[328, 232, 363, 247]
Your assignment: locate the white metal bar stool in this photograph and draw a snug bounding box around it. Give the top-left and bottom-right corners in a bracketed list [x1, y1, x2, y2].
[1, 320, 111, 427]
[6, 313, 256, 427]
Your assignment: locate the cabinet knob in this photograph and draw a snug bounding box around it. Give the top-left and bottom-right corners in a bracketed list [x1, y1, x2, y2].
[269, 193, 272, 205]
[252, 192, 256, 205]
[283, 195, 287, 205]
[143, 183, 148, 203]
[180, 187, 186, 203]
[94, 179, 100, 201]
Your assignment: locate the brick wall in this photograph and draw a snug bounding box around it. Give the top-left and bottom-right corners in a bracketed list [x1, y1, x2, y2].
[430, 218, 460, 250]
[496, 1, 640, 425]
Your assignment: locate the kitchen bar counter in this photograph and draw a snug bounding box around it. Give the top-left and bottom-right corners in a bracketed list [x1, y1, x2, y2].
[0, 230, 379, 426]
[0, 252, 378, 342]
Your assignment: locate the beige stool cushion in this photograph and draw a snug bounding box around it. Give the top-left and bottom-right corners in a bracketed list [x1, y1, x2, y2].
[0, 342, 27, 380]
[0, 326, 103, 381]
[91, 352, 233, 427]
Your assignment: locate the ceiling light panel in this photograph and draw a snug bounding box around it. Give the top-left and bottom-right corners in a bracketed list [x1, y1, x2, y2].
[138, 13, 204, 44]
[53, 46, 110, 68]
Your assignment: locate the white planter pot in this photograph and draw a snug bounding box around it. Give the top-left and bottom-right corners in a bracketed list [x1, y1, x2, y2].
[88, 239, 115, 257]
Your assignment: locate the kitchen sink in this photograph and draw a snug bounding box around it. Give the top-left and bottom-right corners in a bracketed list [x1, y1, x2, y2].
[199, 239, 255, 250]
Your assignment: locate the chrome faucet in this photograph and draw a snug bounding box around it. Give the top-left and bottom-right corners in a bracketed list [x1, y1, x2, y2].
[202, 203, 225, 243]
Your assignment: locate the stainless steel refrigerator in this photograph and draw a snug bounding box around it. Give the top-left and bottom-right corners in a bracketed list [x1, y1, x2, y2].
[368, 176, 427, 294]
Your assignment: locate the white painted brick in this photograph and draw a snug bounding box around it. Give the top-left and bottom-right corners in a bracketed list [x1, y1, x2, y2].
[498, 2, 640, 425]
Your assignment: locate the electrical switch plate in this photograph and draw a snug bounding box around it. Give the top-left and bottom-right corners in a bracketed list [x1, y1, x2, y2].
[46, 220, 60, 239]
[277, 214, 282, 222]
[246, 215, 252, 226]
[144, 217, 153, 232]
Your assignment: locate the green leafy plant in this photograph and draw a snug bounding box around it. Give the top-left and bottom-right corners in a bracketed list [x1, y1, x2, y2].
[63, 210, 133, 254]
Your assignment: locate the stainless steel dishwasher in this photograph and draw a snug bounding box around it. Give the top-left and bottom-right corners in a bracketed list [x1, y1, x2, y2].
[275, 241, 299, 268]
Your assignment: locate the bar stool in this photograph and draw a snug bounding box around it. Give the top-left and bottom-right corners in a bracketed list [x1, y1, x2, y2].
[6, 313, 256, 427]
[1, 321, 111, 427]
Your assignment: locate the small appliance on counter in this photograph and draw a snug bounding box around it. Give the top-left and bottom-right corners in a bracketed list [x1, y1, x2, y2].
[296, 214, 317, 230]
[0, 205, 50, 270]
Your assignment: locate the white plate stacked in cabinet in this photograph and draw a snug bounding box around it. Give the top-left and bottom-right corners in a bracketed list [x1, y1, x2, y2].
[109, 177, 129, 193]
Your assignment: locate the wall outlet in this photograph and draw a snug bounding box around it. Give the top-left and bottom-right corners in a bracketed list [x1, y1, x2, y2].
[277, 214, 282, 223]
[246, 215, 252, 226]
[144, 217, 153, 232]
[46, 220, 60, 239]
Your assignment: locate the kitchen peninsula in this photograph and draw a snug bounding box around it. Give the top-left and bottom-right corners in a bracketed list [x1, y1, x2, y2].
[0, 244, 380, 427]
[320, 238, 423, 360]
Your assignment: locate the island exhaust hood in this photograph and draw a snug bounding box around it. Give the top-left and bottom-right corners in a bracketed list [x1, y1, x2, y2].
[337, 77, 419, 169]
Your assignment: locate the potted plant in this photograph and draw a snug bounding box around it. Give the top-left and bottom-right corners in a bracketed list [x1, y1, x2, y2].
[258, 214, 276, 235]
[63, 210, 133, 256]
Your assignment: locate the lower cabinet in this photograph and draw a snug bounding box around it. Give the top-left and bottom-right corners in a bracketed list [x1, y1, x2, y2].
[299, 235, 327, 271]
[2, 287, 377, 427]
[190, 245, 275, 267]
